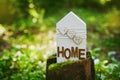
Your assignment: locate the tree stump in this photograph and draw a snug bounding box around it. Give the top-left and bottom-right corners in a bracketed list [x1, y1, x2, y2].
[46, 52, 95, 80]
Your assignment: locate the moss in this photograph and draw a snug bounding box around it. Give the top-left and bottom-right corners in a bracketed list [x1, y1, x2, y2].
[48, 55, 56, 59]
[48, 60, 79, 70]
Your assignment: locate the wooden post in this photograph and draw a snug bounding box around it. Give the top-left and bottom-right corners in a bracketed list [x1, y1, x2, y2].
[46, 52, 95, 80]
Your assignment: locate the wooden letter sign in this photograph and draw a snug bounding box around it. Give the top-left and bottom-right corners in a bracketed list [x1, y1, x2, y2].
[56, 12, 86, 63]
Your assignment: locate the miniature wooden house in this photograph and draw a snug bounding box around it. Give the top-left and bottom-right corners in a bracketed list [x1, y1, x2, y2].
[56, 12, 87, 63]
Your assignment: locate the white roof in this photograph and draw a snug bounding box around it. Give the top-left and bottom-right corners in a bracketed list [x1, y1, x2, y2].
[56, 11, 86, 29]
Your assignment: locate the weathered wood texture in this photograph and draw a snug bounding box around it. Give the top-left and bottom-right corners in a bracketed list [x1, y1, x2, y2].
[46, 52, 95, 80]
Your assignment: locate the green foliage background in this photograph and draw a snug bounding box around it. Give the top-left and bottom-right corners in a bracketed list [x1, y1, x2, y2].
[0, 0, 120, 80]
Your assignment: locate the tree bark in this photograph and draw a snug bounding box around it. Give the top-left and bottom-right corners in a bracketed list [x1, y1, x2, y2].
[46, 52, 95, 80]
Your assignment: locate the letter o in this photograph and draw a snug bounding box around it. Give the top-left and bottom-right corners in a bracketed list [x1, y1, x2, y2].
[64, 48, 71, 59]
